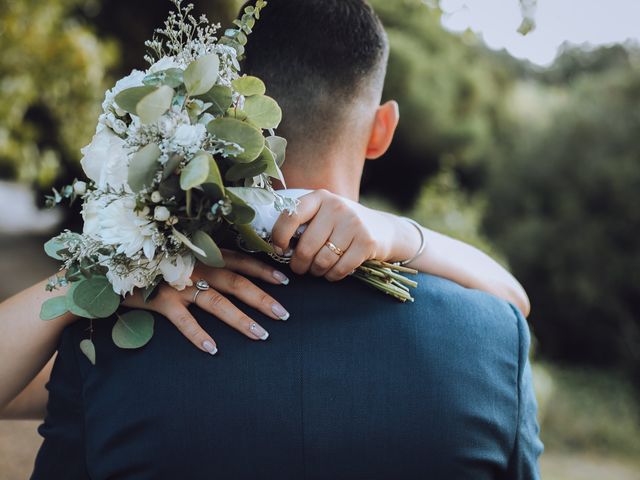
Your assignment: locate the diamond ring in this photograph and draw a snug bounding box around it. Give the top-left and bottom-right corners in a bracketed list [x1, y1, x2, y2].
[192, 279, 210, 303]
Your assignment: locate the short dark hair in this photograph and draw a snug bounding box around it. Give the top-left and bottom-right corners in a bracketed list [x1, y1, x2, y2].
[241, 0, 388, 148]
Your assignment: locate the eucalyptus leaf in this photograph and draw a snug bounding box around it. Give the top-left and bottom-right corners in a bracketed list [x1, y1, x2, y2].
[163, 154, 183, 180]
[203, 154, 225, 197]
[128, 143, 161, 192]
[207, 118, 265, 162]
[266, 136, 287, 167]
[184, 54, 220, 96]
[40, 296, 69, 321]
[180, 152, 210, 190]
[259, 147, 285, 183]
[225, 191, 257, 225]
[243, 95, 282, 129]
[112, 310, 155, 349]
[79, 339, 96, 365]
[192, 230, 225, 267]
[232, 76, 266, 96]
[137, 85, 175, 124]
[114, 86, 157, 114]
[198, 85, 233, 116]
[66, 281, 97, 319]
[227, 187, 276, 206]
[225, 157, 268, 182]
[235, 224, 275, 254]
[143, 68, 184, 88]
[172, 227, 206, 257]
[73, 276, 121, 318]
[44, 237, 67, 260]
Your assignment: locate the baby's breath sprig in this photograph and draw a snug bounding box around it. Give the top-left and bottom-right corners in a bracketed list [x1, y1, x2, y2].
[144, 0, 220, 65]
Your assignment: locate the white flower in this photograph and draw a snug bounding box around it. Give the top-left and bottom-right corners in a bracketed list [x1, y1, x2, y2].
[73, 181, 87, 196]
[82, 195, 108, 237]
[80, 129, 130, 191]
[159, 254, 194, 291]
[149, 56, 183, 73]
[172, 124, 206, 150]
[106, 267, 148, 297]
[97, 195, 158, 260]
[103, 69, 146, 117]
[151, 191, 163, 203]
[154, 206, 171, 222]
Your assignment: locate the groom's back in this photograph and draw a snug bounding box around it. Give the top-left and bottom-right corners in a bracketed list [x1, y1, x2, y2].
[34, 273, 542, 479]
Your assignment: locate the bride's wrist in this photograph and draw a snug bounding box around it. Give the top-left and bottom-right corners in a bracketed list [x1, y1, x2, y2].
[383, 214, 423, 263]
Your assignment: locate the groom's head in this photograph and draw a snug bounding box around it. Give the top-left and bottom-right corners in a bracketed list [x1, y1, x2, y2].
[242, 0, 399, 173]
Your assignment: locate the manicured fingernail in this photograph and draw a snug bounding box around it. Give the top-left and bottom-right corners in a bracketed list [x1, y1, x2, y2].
[272, 270, 290, 285]
[272, 304, 290, 321]
[203, 341, 218, 355]
[250, 322, 269, 341]
[274, 246, 284, 256]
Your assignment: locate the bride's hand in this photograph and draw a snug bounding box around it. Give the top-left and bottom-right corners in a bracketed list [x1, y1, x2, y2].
[271, 189, 401, 281]
[123, 249, 291, 355]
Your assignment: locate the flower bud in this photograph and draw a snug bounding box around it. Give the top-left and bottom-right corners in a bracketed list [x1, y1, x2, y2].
[151, 191, 163, 203]
[73, 181, 87, 196]
[154, 206, 171, 222]
[140, 206, 151, 217]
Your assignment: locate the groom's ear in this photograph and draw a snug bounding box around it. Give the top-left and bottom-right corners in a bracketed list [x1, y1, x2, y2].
[365, 100, 399, 160]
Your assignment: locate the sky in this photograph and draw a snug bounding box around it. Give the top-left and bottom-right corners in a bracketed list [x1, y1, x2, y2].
[439, 0, 640, 66]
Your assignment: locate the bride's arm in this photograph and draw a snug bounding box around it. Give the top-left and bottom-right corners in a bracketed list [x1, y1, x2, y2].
[271, 189, 530, 316]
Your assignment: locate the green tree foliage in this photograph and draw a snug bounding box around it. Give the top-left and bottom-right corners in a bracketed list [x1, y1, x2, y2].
[364, 0, 516, 206]
[0, 0, 117, 187]
[484, 54, 640, 380]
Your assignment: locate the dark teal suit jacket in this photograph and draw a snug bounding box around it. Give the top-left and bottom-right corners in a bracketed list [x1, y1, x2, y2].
[33, 273, 543, 479]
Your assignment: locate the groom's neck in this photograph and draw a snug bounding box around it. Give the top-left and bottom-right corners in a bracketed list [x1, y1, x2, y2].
[280, 149, 365, 201]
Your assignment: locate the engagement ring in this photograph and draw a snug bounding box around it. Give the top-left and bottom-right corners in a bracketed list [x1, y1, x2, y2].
[192, 279, 210, 303]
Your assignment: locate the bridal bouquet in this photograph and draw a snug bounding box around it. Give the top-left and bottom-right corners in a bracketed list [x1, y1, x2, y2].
[41, 0, 416, 364]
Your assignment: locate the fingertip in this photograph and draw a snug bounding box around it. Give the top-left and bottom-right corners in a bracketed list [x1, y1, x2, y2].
[202, 340, 218, 355]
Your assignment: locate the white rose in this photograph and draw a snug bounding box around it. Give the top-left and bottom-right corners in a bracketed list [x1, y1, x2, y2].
[103, 70, 146, 117]
[159, 254, 195, 291]
[149, 56, 182, 73]
[80, 129, 130, 191]
[172, 124, 206, 150]
[97, 195, 158, 260]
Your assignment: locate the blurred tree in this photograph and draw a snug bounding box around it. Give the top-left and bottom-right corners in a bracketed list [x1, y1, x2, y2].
[363, 0, 516, 207]
[0, 0, 117, 187]
[484, 56, 640, 381]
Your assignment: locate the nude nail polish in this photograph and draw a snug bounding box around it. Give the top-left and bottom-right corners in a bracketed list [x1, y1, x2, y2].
[203, 341, 218, 355]
[250, 323, 269, 341]
[272, 304, 290, 321]
[272, 270, 290, 285]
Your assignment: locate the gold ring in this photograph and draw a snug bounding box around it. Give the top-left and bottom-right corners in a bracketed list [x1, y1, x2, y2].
[325, 241, 345, 257]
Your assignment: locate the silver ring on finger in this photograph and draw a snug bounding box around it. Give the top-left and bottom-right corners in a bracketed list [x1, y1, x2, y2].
[192, 279, 210, 304]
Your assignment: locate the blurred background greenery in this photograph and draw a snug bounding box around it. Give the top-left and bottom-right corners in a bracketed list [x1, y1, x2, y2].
[1, 0, 639, 478]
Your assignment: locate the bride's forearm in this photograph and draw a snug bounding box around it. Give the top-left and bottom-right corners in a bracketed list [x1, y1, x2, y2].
[384, 214, 530, 316]
[0, 277, 76, 416]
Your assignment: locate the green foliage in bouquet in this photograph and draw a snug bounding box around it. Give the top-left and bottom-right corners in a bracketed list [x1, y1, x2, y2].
[40, 0, 291, 363]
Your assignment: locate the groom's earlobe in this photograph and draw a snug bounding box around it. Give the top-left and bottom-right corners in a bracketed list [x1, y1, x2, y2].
[365, 100, 400, 160]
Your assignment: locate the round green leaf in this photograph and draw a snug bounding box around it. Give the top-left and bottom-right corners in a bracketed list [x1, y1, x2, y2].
[40, 296, 69, 321]
[184, 54, 220, 96]
[266, 136, 287, 167]
[259, 147, 285, 183]
[198, 85, 233, 116]
[207, 118, 265, 162]
[235, 224, 274, 254]
[112, 310, 155, 349]
[66, 281, 97, 319]
[232, 76, 266, 96]
[137, 85, 175, 124]
[171, 227, 206, 257]
[243, 95, 282, 129]
[128, 143, 161, 192]
[143, 68, 184, 88]
[73, 276, 121, 318]
[114, 86, 157, 114]
[225, 190, 257, 225]
[44, 237, 66, 260]
[180, 152, 211, 190]
[192, 230, 225, 267]
[225, 157, 268, 182]
[79, 339, 96, 365]
[203, 154, 225, 197]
